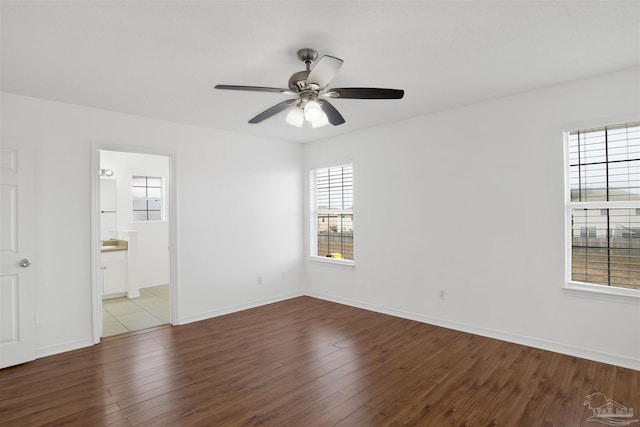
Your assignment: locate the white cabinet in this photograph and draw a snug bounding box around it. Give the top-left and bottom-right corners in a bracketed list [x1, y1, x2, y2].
[100, 178, 117, 240]
[101, 250, 128, 298]
[100, 178, 117, 212]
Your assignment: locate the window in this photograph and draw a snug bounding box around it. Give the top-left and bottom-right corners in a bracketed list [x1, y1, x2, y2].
[132, 176, 163, 221]
[567, 122, 640, 292]
[579, 226, 597, 238]
[310, 164, 354, 262]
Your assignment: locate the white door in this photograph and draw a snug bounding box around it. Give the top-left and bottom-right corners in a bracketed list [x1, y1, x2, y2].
[0, 135, 36, 369]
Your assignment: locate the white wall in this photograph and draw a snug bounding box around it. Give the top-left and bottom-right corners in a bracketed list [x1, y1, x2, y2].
[100, 150, 170, 288]
[303, 68, 640, 370]
[1, 93, 304, 357]
[2, 68, 638, 369]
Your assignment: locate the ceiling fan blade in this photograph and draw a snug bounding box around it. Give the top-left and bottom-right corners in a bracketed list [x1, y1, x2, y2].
[248, 99, 296, 124]
[215, 85, 293, 94]
[325, 87, 404, 99]
[307, 55, 343, 89]
[319, 100, 345, 126]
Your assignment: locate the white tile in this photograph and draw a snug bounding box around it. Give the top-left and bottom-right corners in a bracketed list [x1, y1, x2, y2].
[145, 285, 170, 300]
[103, 322, 129, 337]
[117, 311, 157, 323]
[133, 296, 167, 310]
[103, 316, 122, 327]
[120, 316, 165, 331]
[148, 307, 170, 323]
[104, 300, 145, 316]
[103, 286, 169, 335]
[103, 296, 128, 305]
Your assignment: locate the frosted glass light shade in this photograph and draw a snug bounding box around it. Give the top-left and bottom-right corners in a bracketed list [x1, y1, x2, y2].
[311, 112, 329, 128]
[303, 100, 323, 122]
[286, 108, 304, 127]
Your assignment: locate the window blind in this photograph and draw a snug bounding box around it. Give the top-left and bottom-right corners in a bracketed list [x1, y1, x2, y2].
[569, 123, 640, 202]
[312, 164, 354, 261]
[568, 122, 640, 290]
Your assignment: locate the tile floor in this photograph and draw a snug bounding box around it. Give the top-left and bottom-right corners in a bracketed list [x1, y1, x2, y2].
[102, 285, 170, 338]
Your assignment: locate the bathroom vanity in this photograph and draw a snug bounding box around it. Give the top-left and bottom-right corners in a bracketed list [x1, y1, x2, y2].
[101, 240, 128, 298]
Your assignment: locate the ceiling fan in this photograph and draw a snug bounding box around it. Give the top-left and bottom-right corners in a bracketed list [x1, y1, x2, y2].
[215, 48, 404, 127]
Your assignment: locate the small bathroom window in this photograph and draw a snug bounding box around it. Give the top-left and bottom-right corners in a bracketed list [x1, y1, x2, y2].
[132, 176, 163, 221]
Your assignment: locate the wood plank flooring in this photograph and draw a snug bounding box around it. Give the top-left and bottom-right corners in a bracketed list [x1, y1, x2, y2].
[1, 296, 638, 426]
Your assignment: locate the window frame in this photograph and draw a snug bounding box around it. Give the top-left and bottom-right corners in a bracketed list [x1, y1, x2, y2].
[309, 163, 355, 266]
[564, 121, 640, 299]
[131, 175, 164, 222]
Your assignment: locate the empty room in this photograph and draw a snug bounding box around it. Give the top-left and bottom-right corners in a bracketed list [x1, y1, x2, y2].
[0, 1, 639, 425]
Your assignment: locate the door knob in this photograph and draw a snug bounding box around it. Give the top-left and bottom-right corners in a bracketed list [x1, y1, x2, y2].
[19, 259, 32, 268]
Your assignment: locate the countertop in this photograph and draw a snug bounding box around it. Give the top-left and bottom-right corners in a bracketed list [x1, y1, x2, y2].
[101, 239, 128, 252]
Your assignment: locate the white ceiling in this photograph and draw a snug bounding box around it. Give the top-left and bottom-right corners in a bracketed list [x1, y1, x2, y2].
[2, 1, 639, 143]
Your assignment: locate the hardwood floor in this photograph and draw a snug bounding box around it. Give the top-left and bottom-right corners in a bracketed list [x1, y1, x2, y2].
[1, 296, 637, 426]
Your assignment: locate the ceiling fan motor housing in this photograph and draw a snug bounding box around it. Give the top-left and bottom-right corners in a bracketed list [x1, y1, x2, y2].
[288, 70, 310, 91]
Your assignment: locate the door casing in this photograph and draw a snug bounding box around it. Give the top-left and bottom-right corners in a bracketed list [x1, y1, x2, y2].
[90, 142, 179, 343]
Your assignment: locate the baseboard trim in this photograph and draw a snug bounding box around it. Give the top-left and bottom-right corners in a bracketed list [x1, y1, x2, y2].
[33, 291, 304, 361]
[304, 290, 640, 371]
[32, 290, 638, 371]
[36, 338, 95, 359]
[178, 290, 305, 325]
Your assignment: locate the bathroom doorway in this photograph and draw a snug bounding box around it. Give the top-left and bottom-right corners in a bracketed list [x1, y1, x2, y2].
[91, 145, 177, 341]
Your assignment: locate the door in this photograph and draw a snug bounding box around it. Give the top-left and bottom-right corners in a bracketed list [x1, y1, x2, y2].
[0, 135, 36, 368]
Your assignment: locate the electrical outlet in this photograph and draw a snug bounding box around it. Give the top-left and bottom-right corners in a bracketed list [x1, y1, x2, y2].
[257, 276, 263, 285]
[281, 272, 286, 281]
[439, 290, 446, 300]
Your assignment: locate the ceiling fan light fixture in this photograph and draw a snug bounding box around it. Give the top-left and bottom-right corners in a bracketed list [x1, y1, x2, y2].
[303, 100, 323, 122]
[285, 107, 304, 127]
[215, 48, 404, 127]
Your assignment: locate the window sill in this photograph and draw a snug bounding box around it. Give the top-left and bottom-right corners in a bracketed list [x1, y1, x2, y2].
[309, 256, 355, 268]
[564, 281, 640, 301]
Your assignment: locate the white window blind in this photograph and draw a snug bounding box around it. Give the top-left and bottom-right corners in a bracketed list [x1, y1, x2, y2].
[567, 122, 640, 291]
[311, 164, 353, 261]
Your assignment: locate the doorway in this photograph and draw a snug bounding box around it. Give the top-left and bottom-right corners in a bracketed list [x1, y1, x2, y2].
[91, 144, 177, 342]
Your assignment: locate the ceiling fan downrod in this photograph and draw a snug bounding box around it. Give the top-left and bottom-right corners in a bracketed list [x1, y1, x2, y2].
[297, 48, 318, 69]
[288, 48, 318, 91]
